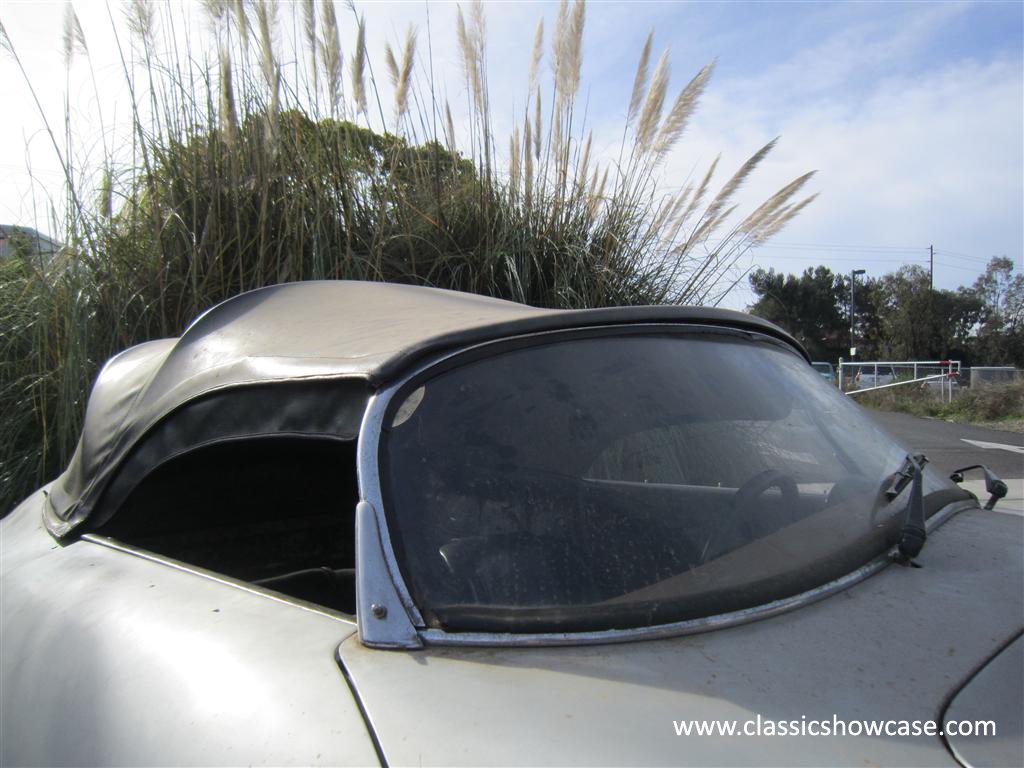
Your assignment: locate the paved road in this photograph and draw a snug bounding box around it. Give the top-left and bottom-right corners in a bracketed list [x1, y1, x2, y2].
[867, 410, 1023, 514]
[868, 409, 1023, 478]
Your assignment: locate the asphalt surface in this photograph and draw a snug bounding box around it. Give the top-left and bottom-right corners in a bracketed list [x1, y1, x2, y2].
[868, 409, 1023, 479]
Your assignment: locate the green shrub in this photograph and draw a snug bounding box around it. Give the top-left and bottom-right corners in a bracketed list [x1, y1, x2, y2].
[948, 381, 1024, 421]
[0, 0, 816, 513]
[857, 380, 1024, 423]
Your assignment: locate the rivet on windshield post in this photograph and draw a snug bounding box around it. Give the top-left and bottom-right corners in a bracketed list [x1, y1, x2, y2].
[370, 603, 388, 619]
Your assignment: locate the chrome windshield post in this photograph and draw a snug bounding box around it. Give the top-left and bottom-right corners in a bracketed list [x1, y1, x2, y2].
[354, 501, 422, 649]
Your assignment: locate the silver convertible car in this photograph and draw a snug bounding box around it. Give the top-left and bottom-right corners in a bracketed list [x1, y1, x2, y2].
[2, 281, 1021, 767]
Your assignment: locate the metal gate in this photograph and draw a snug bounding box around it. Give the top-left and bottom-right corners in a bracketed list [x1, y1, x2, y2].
[837, 360, 961, 402]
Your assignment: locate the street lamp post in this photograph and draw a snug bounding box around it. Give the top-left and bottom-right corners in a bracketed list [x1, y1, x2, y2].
[850, 269, 866, 357]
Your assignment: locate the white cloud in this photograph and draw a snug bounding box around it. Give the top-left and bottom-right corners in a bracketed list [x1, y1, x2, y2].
[654, 6, 1023, 308]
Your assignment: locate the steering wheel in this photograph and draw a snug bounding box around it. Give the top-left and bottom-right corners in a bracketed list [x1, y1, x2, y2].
[701, 470, 799, 563]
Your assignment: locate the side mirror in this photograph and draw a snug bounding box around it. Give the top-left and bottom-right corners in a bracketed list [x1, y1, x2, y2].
[950, 465, 1008, 511]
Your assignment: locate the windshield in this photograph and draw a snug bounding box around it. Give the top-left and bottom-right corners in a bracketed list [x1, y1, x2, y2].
[380, 330, 951, 634]
[812, 362, 833, 374]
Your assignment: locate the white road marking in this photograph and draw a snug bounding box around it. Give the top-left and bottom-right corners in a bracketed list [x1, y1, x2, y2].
[960, 438, 1024, 455]
[993, 508, 1024, 517]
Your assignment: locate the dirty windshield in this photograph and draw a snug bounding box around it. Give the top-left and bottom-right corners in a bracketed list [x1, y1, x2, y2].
[381, 330, 946, 633]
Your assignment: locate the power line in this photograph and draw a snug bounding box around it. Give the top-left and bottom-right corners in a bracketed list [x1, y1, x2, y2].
[754, 241, 1004, 267]
[934, 261, 987, 274]
[934, 247, 983, 260]
[739, 240, 1006, 286]
[762, 241, 927, 252]
[932, 249, 995, 266]
[754, 253, 928, 264]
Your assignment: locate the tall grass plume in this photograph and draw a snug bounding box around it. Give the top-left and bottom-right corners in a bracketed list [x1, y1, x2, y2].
[1, 0, 816, 514]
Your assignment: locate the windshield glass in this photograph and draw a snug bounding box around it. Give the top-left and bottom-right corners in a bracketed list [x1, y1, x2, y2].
[380, 330, 951, 634]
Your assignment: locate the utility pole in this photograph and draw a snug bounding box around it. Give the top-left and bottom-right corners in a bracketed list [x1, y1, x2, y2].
[850, 268, 866, 357]
[928, 244, 936, 361]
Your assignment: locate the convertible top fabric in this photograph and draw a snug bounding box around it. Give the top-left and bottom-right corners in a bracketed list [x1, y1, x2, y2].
[44, 280, 806, 537]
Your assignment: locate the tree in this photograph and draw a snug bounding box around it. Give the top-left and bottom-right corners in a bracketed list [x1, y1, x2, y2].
[933, 287, 986, 361]
[871, 266, 983, 361]
[971, 257, 1024, 365]
[748, 266, 848, 360]
[749, 263, 987, 364]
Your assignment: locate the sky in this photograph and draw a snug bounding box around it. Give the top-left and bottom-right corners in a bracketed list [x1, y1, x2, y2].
[1, 0, 1021, 310]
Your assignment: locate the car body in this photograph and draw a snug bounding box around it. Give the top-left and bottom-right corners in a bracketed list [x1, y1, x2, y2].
[811, 361, 836, 383]
[2, 281, 1021, 767]
[854, 364, 897, 389]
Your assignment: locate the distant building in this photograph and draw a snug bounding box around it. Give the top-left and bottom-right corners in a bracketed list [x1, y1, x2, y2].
[0, 225, 61, 261]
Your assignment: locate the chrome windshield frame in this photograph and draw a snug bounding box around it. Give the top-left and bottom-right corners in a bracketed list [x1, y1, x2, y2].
[354, 323, 974, 649]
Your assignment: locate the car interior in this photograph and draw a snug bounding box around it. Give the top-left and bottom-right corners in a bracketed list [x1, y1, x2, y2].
[414, 460, 852, 602]
[96, 437, 360, 615]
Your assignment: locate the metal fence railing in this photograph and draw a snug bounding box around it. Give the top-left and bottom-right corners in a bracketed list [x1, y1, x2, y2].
[837, 360, 961, 402]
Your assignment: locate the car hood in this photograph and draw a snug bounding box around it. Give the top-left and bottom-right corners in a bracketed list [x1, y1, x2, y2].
[338, 506, 1023, 767]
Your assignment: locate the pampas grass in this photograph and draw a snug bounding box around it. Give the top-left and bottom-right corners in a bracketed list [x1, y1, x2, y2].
[321, 0, 343, 115]
[384, 26, 416, 125]
[653, 61, 712, 157]
[627, 32, 652, 126]
[1, 0, 816, 515]
[635, 50, 670, 152]
[350, 15, 367, 115]
[302, 0, 317, 92]
[62, 6, 88, 66]
[528, 20, 544, 93]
